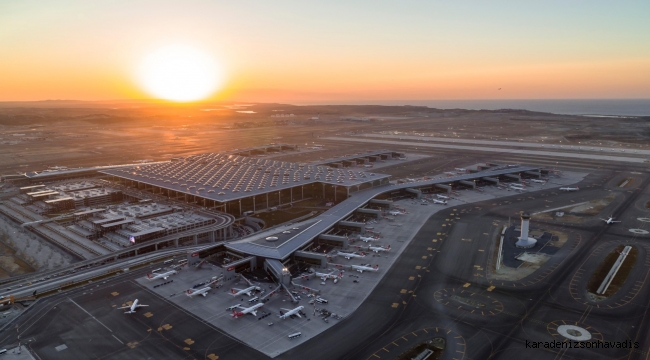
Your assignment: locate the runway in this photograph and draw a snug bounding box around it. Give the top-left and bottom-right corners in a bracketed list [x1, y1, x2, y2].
[2, 165, 649, 359]
[324, 136, 650, 164]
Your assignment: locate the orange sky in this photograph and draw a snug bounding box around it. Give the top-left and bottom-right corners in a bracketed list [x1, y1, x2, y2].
[1, 1, 648, 102]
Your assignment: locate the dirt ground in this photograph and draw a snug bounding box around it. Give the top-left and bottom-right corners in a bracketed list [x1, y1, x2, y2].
[533, 195, 616, 224]
[1, 101, 648, 177]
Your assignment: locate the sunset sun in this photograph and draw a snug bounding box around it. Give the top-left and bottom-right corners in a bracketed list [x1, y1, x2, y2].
[138, 45, 223, 102]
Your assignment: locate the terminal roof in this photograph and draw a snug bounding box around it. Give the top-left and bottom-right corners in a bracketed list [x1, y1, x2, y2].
[101, 153, 390, 203]
[226, 166, 540, 259]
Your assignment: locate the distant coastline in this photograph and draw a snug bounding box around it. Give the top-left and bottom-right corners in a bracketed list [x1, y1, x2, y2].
[299, 99, 650, 117]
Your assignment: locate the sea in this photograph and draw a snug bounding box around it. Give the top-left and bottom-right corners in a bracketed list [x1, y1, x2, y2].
[304, 99, 650, 117]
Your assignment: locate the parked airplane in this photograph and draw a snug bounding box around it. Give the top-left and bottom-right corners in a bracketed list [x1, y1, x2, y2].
[455, 168, 467, 172]
[369, 245, 390, 253]
[351, 264, 379, 273]
[230, 285, 261, 297]
[118, 299, 148, 314]
[530, 179, 547, 184]
[279, 306, 305, 320]
[363, 164, 373, 168]
[601, 216, 621, 225]
[509, 183, 526, 189]
[359, 235, 380, 242]
[431, 199, 447, 205]
[186, 282, 215, 298]
[146, 270, 177, 281]
[337, 251, 366, 260]
[559, 187, 579, 191]
[388, 210, 404, 216]
[436, 194, 450, 200]
[231, 303, 264, 318]
[314, 271, 343, 282]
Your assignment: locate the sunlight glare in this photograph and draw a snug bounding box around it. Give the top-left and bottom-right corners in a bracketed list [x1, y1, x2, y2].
[138, 45, 222, 102]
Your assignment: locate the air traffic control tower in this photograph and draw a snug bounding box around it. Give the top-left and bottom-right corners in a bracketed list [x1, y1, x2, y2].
[515, 212, 537, 248]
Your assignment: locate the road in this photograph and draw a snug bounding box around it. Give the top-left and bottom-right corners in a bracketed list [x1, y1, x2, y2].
[1, 159, 649, 359]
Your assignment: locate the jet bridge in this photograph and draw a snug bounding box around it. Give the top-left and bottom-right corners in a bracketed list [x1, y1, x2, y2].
[524, 171, 542, 178]
[369, 199, 392, 208]
[503, 173, 521, 181]
[356, 208, 382, 218]
[338, 221, 366, 234]
[264, 258, 291, 285]
[405, 188, 422, 199]
[482, 177, 500, 185]
[458, 180, 476, 189]
[222, 256, 256, 281]
[294, 250, 329, 268]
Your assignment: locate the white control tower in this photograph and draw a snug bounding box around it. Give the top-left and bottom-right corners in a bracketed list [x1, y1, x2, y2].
[515, 212, 537, 248]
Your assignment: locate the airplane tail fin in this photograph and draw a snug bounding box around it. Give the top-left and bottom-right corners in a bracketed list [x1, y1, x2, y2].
[146, 273, 152, 279]
[338, 272, 343, 278]
[230, 288, 236, 294]
[187, 289, 193, 294]
[361, 252, 366, 256]
[374, 265, 379, 269]
[386, 245, 391, 250]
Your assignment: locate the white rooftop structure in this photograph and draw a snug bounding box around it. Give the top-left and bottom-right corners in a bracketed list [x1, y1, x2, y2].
[102, 153, 390, 202]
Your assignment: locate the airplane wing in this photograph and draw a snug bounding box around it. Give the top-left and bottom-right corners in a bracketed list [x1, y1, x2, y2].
[117, 306, 131, 310]
[137, 304, 149, 307]
[250, 310, 258, 316]
[295, 313, 302, 318]
[613, 221, 621, 223]
[280, 308, 291, 312]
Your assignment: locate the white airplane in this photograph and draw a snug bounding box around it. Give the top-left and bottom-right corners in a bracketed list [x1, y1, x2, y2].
[337, 251, 366, 260]
[431, 199, 447, 205]
[444, 172, 456, 176]
[436, 194, 450, 200]
[455, 168, 467, 172]
[363, 164, 373, 168]
[359, 235, 380, 242]
[509, 183, 526, 189]
[406, 178, 416, 182]
[314, 271, 343, 283]
[601, 216, 621, 225]
[369, 245, 390, 253]
[351, 264, 379, 273]
[146, 270, 177, 281]
[530, 179, 546, 184]
[279, 306, 305, 320]
[388, 210, 404, 216]
[231, 303, 264, 318]
[186, 284, 213, 298]
[559, 187, 579, 192]
[230, 285, 261, 297]
[118, 299, 148, 314]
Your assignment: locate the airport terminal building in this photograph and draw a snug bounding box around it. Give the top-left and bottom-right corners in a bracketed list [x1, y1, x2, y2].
[100, 153, 393, 217]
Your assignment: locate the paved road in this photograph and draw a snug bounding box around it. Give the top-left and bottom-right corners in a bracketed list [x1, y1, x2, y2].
[325, 136, 650, 164]
[2, 162, 650, 359]
[277, 166, 650, 360]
